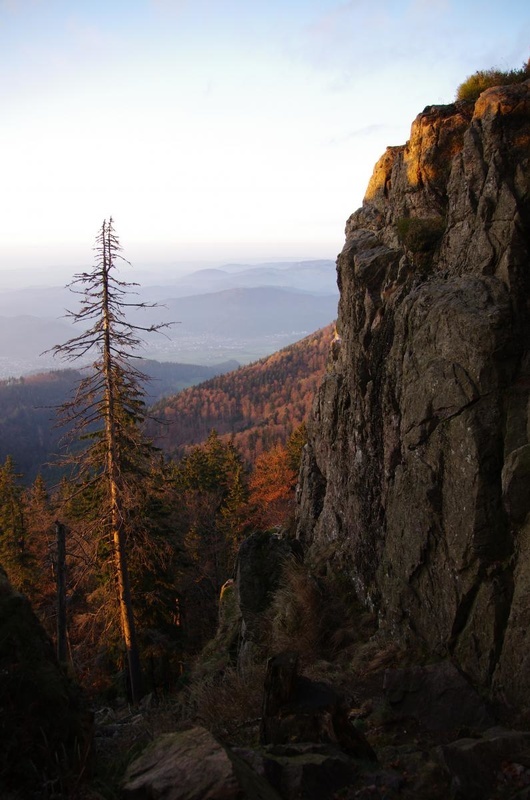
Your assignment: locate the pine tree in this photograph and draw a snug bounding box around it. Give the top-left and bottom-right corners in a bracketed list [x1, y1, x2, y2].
[51, 218, 171, 702]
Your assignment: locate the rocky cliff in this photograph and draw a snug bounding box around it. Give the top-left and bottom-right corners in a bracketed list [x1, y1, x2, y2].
[297, 80, 530, 715]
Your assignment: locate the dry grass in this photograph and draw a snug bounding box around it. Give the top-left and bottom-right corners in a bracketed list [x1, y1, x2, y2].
[265, 555, 323, 663]
[264, 557, 379, 668]
[350, 640, 404, 676]
[182, 663, 266, 745]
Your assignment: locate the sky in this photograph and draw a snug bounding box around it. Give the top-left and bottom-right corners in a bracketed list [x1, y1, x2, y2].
[1, 0, 529, 279]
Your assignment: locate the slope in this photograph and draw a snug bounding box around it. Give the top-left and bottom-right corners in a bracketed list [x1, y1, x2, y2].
[0, 359, 238, 484]
[149, 323, 335, 461]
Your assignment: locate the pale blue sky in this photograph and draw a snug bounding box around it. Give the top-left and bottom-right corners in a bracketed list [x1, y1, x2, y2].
[1, 0, 528, 273]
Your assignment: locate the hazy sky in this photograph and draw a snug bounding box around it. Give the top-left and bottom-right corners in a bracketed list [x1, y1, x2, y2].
[1, 0, 528, 273]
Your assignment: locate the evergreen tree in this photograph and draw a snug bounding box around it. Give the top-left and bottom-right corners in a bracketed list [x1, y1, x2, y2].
[0, 456, 35, 593]
[171, 432, 249, 647]
[23, 473, 56, 625]
[51, 218, 170, 702]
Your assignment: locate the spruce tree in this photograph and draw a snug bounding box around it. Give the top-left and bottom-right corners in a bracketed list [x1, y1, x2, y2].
[51, 218, 170, 702]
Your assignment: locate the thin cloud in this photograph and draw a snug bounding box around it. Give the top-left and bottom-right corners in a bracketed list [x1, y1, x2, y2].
[150, 0, 188, 8]
[409, 0, 450, 13]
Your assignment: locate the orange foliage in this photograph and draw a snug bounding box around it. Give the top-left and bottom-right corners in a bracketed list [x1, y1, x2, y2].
[248, 444, 297, 529]
[149, 324, 333, 463]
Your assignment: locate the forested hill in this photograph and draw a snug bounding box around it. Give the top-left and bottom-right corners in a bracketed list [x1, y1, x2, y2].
[0, 327, 334, 482]
[0, 358, 238, 483]
[149, 323, 334, 461]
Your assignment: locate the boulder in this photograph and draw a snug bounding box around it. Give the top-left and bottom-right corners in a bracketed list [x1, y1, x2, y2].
[234, 743, 398, 800]
[122, 726, 280, 800]
[123, 726, 401, 800]
[436, 727, 530, 800]
[260, 652, 376, 761]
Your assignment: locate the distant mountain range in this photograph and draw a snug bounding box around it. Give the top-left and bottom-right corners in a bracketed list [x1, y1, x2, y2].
[145, 286, 338, 335]
[148, 259, 338, 298]
[0, 260, 338, 375]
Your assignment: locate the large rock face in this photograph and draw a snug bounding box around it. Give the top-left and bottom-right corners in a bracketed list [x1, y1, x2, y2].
[297, 80, 530, 712]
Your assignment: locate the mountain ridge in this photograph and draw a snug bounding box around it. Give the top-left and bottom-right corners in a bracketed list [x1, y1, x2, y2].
[149, 323, 334, 461]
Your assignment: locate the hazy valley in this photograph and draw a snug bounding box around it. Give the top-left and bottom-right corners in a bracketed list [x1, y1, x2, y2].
[0, 259, 338, 376]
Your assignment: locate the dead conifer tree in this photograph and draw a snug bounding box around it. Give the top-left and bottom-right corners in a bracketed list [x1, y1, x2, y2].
[51, 217, 171, 702]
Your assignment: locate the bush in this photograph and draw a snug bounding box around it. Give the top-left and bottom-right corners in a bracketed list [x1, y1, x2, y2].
[456, 61, 530, 102]
[397, 216, 445, 253]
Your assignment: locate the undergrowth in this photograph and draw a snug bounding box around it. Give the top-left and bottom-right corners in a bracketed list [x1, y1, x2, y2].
[183, 663, 266, 745]
[266, 555, 378, 666]
[266, 556, 323, 662]
[80, 554, 421, 794]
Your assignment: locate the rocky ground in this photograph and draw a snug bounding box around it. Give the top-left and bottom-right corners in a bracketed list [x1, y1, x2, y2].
[87, 650, 530, 800]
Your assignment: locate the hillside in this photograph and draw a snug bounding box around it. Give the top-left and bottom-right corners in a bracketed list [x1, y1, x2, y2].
[0, 358, 238, 483]
[149, 324, 335, 461]
[0, 322, 335, 483]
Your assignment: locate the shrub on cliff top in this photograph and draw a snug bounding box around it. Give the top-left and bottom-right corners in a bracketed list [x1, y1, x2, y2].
[457, 61, 530, 102]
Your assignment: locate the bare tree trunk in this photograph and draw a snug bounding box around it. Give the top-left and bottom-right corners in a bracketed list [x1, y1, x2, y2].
[111, 507, 143, 702]
[50, 218, 168, 703]
[101, 227, 143, 703]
